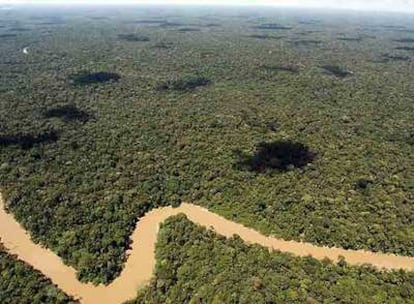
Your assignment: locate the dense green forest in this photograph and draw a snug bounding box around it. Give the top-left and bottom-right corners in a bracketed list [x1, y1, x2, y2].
[0, 6, 413, 284]
[132, 215, 414, 304]
[0, 244, 76, 304]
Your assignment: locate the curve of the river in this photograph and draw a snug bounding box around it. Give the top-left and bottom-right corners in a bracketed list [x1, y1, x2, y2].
[0, 193, 413, 304]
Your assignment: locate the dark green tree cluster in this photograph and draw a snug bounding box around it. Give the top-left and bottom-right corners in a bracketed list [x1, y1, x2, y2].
[43, 104, 92, 122]
[0, 131, 59, 149]
[320, 65, 352, 78]
[71, 72, 120, 86]
[235, 140, 316, 173]
[253, 23, 292, 30]
[157, 76, 211, 91]
[118, 34, 150, 42]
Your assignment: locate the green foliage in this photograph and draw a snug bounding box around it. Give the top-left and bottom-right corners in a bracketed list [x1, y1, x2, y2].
[132, 215, 414, 304]
[43, 105, 92, 122]
[337, 37, 362, 41]
[0, 245, 76, 304]
[253, 23, 292, 30]
[0, 131, 59, 149]
[177, 28, 200, 32]
[247, 34, 284, 40]
[292, 39, 322, 46]
[152, 42, 173, 49]
[261, 65, 299, 73]
[118, 34, 150, 42]
[320, 65, 352, 78]
[381, 54, 410, 62]
[157, 76, 211, 91]
[395, 46, 414, 51]
[354, 178, 374, 191]
[159, 22, 183, 27]
[0, 7, 413, 285]
[71, 72, 120, 86]
[235, 140, 316, 173]
[394, 38, 414, 43]
[0, 34, 17, 38]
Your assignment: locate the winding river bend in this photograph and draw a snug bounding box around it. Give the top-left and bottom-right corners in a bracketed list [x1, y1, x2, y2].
[0, 193, 413, 304]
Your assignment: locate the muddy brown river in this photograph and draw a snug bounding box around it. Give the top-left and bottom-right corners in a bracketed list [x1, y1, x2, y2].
[0, 193, 413, 304]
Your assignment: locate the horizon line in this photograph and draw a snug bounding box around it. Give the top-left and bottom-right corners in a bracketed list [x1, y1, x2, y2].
[1, 1, 414, 15]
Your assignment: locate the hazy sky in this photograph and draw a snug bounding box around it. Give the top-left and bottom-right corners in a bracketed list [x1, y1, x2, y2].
[1, 0, 414, 13]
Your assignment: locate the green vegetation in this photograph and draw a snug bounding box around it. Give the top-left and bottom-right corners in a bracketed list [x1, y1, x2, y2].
[247, 34, 284, 40]
[394, 38, 414, 43]
[337, 37, 362, 41]
[159, 22, 184, 27]
[293, 39, 322, 46]
[204, 23, 220, 27]
[395, 46, 414, 50]
[9, 27, 30, 32]
[157, 76, 211, 91]
[118, 34, 150, 42]
[253, 23, 292, 30]
[152, 42, 173, 49]
[0, 7, 413, 285]
[235, 141, 315, 173]
[261, 65, 299, 73]
[381, 54, 411, 62]
[320, 65, 352, 78]
[71, 72, 121, 86]
[0, 34, 17, 38]
[177, 28, 200, 32]
[131, 215, 414, 304]
[0, 245, 76, 304]
[43, 105, 92, 122]
[133, 20, 164, 24]
[0, 131, 59, 149]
